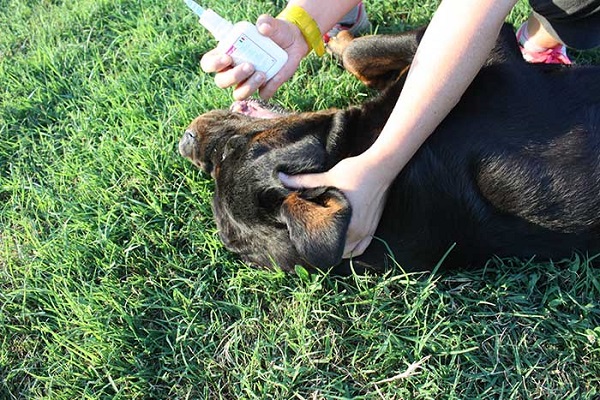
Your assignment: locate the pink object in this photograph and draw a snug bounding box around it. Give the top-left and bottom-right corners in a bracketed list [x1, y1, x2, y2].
[516, 22, 572, 65]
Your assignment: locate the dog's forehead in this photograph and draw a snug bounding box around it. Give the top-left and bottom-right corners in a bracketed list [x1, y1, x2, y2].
[190, 110, 243, 136]
[192, 111, 291, 141]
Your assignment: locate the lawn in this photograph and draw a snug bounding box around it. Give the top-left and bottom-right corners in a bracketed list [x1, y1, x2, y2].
[1, 0, 599, 398]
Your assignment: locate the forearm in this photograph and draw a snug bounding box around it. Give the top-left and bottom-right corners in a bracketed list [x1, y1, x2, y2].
[361, 0, 518, 182]
[286, 0, 361, 34]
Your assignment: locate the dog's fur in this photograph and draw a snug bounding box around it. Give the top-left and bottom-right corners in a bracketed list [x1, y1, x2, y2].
[180, 24, 600, 274]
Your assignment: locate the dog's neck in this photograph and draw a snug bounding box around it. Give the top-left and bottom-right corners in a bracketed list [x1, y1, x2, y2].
[326, 75, 407, 163]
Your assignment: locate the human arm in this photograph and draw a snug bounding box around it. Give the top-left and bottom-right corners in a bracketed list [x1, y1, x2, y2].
[281, 0, 519, 257]
[199, 0, 361, 99]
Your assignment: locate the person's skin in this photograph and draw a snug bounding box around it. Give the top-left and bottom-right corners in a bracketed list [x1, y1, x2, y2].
[201, 0, 360, 99]
[201, 0, 523, 258]
[525, 13, 565, 48]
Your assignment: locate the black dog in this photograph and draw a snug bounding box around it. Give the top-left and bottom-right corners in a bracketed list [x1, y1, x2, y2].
[179, 24, 600, 274]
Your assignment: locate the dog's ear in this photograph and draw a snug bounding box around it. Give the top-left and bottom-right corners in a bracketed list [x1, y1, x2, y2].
[280, 187, 351, 269]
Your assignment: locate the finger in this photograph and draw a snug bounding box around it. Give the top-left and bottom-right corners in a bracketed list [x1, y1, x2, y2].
[256, 15, 295, 49]
[258, 73, 285, 100]
[232, 71, 267, 100]
[200, 51, 233, 73]
[258, 60, 298, 99]
[353, 236, 373, 257]
[213, 63, 256, 89]
[255, 15, 308, 99]
[343, 236, 373, 258]
[279, 172, 325, 190]
[278, 172, 304, 189]
[342, 239, 359, 259]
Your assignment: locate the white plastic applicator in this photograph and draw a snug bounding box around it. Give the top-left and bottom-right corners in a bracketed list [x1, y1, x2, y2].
[183, 0, 288, 81]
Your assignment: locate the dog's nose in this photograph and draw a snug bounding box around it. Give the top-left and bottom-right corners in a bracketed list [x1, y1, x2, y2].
[179, 130, 196, 157]
[185, 130, 196, 139]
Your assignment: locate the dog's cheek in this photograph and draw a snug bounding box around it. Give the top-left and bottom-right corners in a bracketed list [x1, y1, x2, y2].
[280, 190, 351, 269]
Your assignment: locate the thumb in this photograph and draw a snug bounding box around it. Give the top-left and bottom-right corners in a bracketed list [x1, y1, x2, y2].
[256, 14, 295, 49]
[255, 14, 308, 100]
[279, 172, 326, 190]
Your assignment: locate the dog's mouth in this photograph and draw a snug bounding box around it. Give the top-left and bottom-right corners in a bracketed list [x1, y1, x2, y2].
[229, 99, 290, 119]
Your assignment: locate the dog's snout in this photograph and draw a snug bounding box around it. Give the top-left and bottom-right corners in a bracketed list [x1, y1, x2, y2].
[179, 130, 197, 158]
[185, 130, 196, 139]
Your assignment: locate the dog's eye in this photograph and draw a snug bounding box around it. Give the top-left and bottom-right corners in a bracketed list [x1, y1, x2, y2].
[222, 135, 247, 161]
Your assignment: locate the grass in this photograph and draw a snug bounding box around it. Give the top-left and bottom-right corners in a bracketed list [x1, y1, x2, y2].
[1, 0, 599, 398]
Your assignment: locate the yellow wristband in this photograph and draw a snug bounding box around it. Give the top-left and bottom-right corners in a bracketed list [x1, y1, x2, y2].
[277, 5, 325, 57]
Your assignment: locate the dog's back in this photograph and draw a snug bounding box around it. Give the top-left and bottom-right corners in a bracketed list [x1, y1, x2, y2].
[363, 32, 600, 270]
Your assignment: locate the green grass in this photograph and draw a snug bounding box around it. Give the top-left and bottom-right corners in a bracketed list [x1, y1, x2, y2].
[1, 0, 599, 398]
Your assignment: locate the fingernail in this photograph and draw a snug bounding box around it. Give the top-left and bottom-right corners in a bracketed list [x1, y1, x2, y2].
[258, 21, 271, 34]
[253, 72, 266, 84]
[278, 172, 293, 186]
[219, 55, 230, 65]
[242, 63, 254, 74]
[256, 15, 271, 28]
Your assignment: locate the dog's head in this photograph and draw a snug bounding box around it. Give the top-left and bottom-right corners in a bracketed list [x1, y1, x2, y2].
[179, 103, 351, 272]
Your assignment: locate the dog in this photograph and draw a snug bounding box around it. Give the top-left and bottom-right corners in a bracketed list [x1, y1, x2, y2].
[179, 24, 600, 274]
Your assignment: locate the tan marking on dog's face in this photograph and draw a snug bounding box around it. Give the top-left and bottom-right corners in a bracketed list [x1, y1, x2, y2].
[282, 192, 345, 232]
[249, 111, 338, 147]
[250, 126, 287, 146]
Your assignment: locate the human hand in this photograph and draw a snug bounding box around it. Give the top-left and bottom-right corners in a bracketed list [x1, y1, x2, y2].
[279, 156, 390, 258]
[200, 14, 310, 100]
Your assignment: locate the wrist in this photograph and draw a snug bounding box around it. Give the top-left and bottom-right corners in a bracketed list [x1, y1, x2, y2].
[354, 150, 400, 186]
